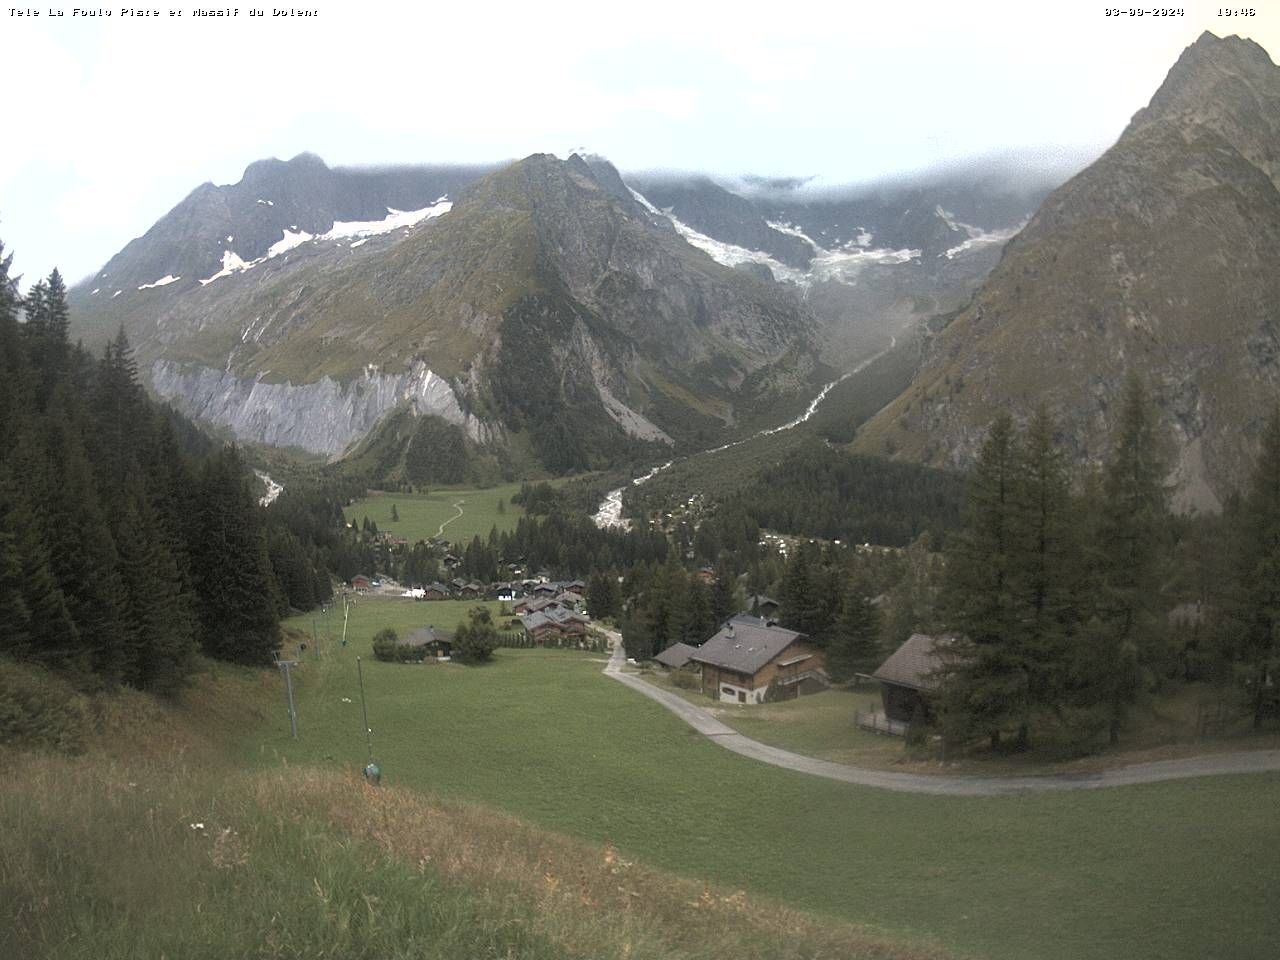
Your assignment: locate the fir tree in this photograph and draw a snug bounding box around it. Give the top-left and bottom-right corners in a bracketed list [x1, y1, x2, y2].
[939, 415, 1026, 750]
[1225, 407, 1280, 727]
[828, 574, 882, 683]
[1092, 375, 1170, 743]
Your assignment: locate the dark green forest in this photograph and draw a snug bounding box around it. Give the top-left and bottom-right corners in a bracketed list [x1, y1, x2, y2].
[0, 243, 335, 692]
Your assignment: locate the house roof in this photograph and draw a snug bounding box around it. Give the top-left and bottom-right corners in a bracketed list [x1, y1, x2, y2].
[690, 621, 805, 676]
[870, 633, 944, 690]
[747, 594, 778, 609]
[404, 626, 454, 647]
[654, 642, 697, 669]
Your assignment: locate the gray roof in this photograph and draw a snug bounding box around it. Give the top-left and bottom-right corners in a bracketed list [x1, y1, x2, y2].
[519, 607, 589, 631]
[870, 633, 944, 690]
[404, 626, 454, 648]
[690, 621, 805, 675]
[654, 642, 697, 669]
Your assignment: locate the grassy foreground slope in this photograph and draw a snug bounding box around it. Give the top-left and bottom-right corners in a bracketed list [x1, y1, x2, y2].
[259, 602, 1280, 960]
[0, 662, 944, 960]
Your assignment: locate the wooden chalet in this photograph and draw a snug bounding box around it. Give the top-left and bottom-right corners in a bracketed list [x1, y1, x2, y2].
[690, 617, 825, 704]
[350, 574, 372, 591]
[693, 567, 717, 585]
[519, 607, 589, 645]
[420, 582, 450, 601]
[403, 625, 455, 660]
[866, 633, 944, 726]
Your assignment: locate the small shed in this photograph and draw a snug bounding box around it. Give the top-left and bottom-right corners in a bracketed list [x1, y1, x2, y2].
[654, 642, 698, 670]
[745, 594, 779, 618]
[867, 633, 944, 724]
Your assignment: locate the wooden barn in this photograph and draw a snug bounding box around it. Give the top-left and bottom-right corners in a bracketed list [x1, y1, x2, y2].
[867, 633, 945, 725]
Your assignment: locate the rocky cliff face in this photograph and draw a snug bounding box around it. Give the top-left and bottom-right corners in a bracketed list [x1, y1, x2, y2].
[852, 33, 1280, 510]
[150, 359, 494, 456]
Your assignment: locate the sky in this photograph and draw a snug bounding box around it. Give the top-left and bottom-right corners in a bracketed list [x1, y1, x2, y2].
[1, 1, 1276, 285]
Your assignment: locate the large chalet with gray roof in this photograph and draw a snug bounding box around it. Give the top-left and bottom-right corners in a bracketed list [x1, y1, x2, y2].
[689, 616, 826, 704]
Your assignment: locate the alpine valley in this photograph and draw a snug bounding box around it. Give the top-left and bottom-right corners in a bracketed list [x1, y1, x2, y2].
[67, 148, 1052, 478]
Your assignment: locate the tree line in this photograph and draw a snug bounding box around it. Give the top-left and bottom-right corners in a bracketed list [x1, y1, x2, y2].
[936, 378, 1280, 753]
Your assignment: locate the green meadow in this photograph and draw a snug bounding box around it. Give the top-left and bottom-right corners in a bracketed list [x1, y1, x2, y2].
[343, 483, 528, 545]
[258, 599, 1280, 960]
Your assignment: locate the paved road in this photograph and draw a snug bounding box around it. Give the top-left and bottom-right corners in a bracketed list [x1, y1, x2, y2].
[601, 632, 1280, 796]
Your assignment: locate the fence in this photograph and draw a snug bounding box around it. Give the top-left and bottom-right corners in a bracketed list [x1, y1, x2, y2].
[855, 710, 910, 737]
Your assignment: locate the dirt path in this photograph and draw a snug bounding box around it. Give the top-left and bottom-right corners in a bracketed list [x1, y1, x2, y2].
[601, 632, 1280, 796]
[435, 499, 466, 538]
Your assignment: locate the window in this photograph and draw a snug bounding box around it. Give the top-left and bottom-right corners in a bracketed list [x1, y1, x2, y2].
[737, 691, 746, 703]
[722, 686, 734, 696]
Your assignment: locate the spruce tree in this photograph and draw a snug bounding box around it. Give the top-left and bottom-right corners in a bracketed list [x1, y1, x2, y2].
[939, 415, 1026, 750]
[1226, 407, 1280, 727]
[1093, 375, 1170, 743]
[828, 574, 882, 683]
[190, 445, 281, 665]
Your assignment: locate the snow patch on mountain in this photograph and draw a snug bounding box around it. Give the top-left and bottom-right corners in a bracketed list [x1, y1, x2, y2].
[943, 221, 1026, 259]
[197, 201, 454, 286]
[137, 275, 181, 290]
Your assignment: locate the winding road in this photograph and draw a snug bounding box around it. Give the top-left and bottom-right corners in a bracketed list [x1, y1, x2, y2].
[601, 632, 1280, 796]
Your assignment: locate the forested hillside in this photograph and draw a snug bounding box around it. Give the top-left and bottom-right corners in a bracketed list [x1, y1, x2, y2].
[0, 241, 331, 693]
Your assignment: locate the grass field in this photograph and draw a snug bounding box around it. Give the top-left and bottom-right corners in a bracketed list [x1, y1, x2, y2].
[2, 663, 939, 960]
[639, 672, 1280, 776]
[257, 599, 1280, 960]
[344, 482, 529, 545]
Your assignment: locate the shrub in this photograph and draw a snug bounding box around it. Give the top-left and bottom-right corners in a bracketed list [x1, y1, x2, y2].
[670, 668, 701, 690]
[0, 658, 92, 754]
[372, 628, 400, 662]
[454, 607, 498, 664]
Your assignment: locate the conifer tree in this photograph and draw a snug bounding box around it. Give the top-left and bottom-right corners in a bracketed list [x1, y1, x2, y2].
[1225, 407, 1280, 728]
[190, 445, 281, 665]
[1092, 375, 1170, 743]
[828, 573, 882, 683]
[939, 415, 1026, 750]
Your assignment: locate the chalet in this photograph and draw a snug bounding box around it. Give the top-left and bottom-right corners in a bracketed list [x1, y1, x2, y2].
[449, 577, 468, 593]
[745, 594, 780, 618]
[654, 642, 698, 670]
[350, 574, 373, 591]
[421, 582, 450, 601]
[561, 579, 586, 595]
[403, 625, 455, 660]
[693, 566, 717, 585]
[519, 607, 590, 645]
[690, 617, 826, 704]
[532, 582, 559, 598]
[867, 633, 945, 726]
[442, 554, 462, 569]
[460, 582, 483, 598]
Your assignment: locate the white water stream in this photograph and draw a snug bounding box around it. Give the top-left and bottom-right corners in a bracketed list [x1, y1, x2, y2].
[591, 345, 892, 530]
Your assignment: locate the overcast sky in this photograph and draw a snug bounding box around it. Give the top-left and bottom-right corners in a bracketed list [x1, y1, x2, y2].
[1, 1, 1276, 285]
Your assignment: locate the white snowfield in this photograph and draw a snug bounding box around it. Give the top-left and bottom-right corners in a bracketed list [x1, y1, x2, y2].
[137, 275, 181, 290]
[198, 200, 453, 287]
[628, 186, 920, 287]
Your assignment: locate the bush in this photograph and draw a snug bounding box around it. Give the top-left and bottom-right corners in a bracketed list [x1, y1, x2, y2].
[454, 607, 498, 664]
[0, 658, 92, 754]
[670, 668, 701, 690]
[372, 628, 400, 662]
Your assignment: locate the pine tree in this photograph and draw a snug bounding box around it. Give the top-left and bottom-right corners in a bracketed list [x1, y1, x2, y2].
[939, 415, 1026, 750]
[828, 574, 882, 683]
[1225, 407, 1280, 728]
[190, 446, 281, 665]
[1092, 375, 1170, 743]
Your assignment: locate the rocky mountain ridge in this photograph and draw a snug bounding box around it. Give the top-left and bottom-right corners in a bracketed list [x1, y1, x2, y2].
[852, 32, 1280, 510]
